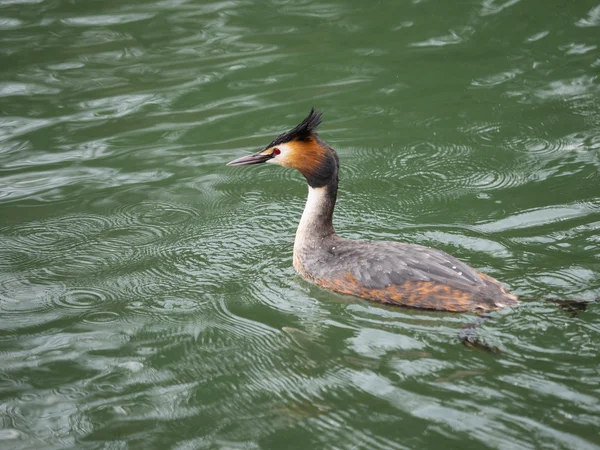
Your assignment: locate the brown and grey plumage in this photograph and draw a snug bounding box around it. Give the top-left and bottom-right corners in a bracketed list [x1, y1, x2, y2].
[227, 109, 518, 312]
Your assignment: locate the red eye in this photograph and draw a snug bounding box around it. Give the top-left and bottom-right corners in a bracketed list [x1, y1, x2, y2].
[273, 148, 281, 155]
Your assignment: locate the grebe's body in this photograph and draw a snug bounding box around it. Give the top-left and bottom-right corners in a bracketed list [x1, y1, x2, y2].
[228, 110, 518, 312]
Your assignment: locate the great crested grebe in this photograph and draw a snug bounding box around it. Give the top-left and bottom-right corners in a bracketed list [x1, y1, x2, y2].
[228, 109, 519, 312]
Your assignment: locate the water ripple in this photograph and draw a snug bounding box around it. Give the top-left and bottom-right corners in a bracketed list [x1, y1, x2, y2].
[576, 4, 600, 27]
[471, 69, 523, 88]
[115, 201, 199, 227]
[409, 28, 472, 47]
[53, 288, 112, 311]
[61, 13, 155, 27]
[479, 0, 521, 16]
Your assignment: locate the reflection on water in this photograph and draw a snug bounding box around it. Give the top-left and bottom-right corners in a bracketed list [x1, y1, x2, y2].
[1, 0, 599, 448]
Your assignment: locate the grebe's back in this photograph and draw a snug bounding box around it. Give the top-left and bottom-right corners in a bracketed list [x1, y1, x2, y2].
[295, 234, 517, 312]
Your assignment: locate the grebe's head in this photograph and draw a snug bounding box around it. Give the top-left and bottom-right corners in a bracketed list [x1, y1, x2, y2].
[227, 108, 338, 188]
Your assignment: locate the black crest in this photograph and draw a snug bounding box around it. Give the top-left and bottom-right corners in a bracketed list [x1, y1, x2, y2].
[268, 108, 322, 147]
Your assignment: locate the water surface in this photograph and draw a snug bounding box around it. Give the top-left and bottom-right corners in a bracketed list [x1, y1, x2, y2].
[1, 0, 599, 448]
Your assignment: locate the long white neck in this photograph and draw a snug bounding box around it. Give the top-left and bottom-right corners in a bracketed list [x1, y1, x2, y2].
[293, 185, 337, 270]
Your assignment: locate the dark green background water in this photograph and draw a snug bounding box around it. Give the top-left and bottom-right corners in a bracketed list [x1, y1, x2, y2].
[1, 0, 599, 448]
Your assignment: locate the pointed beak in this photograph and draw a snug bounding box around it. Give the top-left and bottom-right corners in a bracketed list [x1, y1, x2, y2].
[227, 151, 272, 166]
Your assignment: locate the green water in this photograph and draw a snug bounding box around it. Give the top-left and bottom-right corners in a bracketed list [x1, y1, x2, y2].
[1, 0, 599, 448]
